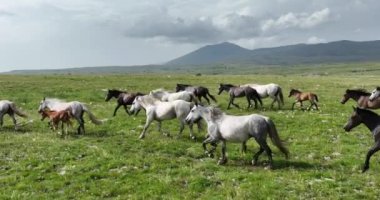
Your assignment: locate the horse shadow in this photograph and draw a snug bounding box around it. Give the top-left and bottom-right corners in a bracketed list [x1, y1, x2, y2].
[0, 126, 32, 133]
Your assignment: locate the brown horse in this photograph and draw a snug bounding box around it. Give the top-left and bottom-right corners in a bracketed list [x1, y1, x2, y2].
[105, 89, 144, 116]
[340, 89, 380, 109]
[175, 84, 217, 104]
[39, 109, 73, 135]
[288, 89, 319, 110]
[343, 107, 380, 172]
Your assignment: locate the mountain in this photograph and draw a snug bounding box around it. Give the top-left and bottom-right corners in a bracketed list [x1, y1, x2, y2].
[166, 42, 251, 65]
[166, 40, 380, 65]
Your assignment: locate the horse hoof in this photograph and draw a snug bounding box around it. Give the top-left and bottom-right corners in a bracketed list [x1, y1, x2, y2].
[362, 166, 369, 173]
[264, 164, 273, 170]
[208, 153, 214, 158]
[191, 136, 196, 140]
[217, 158, 227, 165]
[139, 135, 145, 139]
[251, 160, 258, 166]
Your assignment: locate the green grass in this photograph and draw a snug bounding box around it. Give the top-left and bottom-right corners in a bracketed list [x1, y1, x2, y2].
[0, 70, 380, 199]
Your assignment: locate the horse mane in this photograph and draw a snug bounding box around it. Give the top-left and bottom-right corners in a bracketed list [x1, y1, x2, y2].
[290, 88, 301, 93]
[356, 107, 379, 117]
[110, 89, 127, 93]
[347, 89, 370, 96]
[45, 98, 65, 103]
[208, 106, 224, 121]
[221, 83, 236, 88]
[140, 95, 159, 105]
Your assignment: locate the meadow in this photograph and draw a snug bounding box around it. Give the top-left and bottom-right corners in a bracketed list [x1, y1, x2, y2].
[0, 69, 380, 199]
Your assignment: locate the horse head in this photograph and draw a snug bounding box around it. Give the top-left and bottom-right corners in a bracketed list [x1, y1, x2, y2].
[343, 106, 362, 132]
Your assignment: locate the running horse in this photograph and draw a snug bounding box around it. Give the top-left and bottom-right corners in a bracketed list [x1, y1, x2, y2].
[343, 107, 380, 172]
[288, 89, 319, 110]
[185, 105, 289, 168]
[105, 89, 144, 116]
[0, 100, 28, 130]
[240, 83, 284, 109]
[218, 83, 262, 109]
[39, 109, 73, 136]
[341, 89, 380, 109]
[175, 84, 217, 104]
[38, 98, 103, 134]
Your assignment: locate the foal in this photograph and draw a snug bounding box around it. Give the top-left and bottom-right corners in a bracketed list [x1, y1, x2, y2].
[39, 109, 73, 135]
[288, 89, 319, 110]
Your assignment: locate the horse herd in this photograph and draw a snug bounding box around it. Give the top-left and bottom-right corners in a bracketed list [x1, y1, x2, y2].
[1, 83, 380, 172]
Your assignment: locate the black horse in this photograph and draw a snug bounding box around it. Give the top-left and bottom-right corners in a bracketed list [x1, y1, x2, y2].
[343, 107, 380, 172]
[175, 84, 217, 104]
[218, 84, 262, 109]
[105, 89, 144, 116]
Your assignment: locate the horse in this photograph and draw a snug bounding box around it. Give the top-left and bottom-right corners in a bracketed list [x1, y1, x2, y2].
[0, 100, 28, 130]
[129, 95, 199, 140]
[369, 87, 380, 101]
[288, 89, 319, 110]
[218, 83, 262, 109]
[38, 98, 103, 134]
[39, 109, 73, 136]
[240, 83, 284, 109]
[343, 107, 380, 172]
[185, 105, 289, 168]
[105, 89, 144, 116]
[175, 84, 217, 104]
[340, 89, 380, 109]
[149, 89, 197, 103]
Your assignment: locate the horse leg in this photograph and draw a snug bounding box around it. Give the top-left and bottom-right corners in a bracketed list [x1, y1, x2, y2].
[9, 113, 18, 130]
[230, 96, 240, 109]
[187, 121, 196, 140]
[113, 104, 121, 116]
[246, 95, 252, 109]
[0, 114, 4, 128]
[202, 136, 218, 157]
[242, 142, 247, 154]
[157, 121, 162, 132]
[140, 116, 153, 139]
[203, 95, 211, 104]
[256, 138, 273, 168]
[291, 101, 297, 110]
[270, 97, 277, 109]
[123, 105, 131, 116]
[362, 141, 380, 173]
[218, 140, 228, 165]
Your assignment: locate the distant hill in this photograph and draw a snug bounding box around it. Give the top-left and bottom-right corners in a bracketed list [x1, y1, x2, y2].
[167, 40, 380, 65]
[3, 40, 380, 75]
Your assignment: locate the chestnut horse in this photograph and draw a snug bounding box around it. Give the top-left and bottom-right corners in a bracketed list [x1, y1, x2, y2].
[39, 109, 73, 135]
[288, 89, 319, 110]
[341, 89, 380, 109]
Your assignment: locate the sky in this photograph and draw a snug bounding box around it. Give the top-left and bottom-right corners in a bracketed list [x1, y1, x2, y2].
[0, 0, 379, 72]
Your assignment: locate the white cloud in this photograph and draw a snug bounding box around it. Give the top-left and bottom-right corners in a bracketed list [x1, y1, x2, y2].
[262, 8, 331, 32]
[307, 36, 326, 44]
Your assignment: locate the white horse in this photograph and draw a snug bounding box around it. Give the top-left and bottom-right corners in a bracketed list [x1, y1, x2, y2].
[149, 89, 197, 103]
[38, 98, 103, 134]
[185, 105, 288, 168]
[0, 100, 28, 130]
[129, 95, 199, 140]
[241, 83, 284, 109]
[369, 87, 380, 101]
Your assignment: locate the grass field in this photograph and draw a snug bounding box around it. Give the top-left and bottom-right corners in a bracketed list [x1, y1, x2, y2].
[0, 70, 380, 199]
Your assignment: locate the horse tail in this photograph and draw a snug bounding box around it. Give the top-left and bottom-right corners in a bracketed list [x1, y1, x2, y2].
[206, 89, 217, 103]
[266, 118, 289, 159]
[314, 94, 319, 102]
[278, 87, 284, 105]
[10, 103, 28, 118]
[82, 105, 103, 125]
